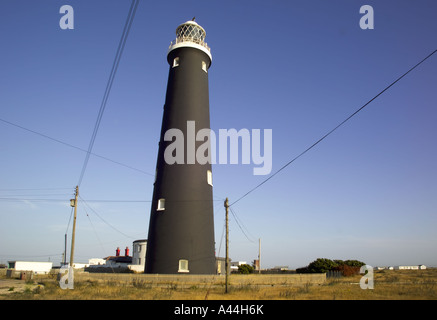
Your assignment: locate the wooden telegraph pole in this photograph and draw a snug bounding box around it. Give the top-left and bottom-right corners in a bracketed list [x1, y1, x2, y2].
[224, 197, 229, 293]
[259, 238, 261, 274]
[69, 186, 79, 267]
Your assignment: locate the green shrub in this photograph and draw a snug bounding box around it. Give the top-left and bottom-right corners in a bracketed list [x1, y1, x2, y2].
[238, 264, 254, 274]
[300, 258, 366, 275]
[307, 258, 339, 273]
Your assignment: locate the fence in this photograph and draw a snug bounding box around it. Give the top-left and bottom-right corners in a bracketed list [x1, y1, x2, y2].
[326, 270, 343, 279]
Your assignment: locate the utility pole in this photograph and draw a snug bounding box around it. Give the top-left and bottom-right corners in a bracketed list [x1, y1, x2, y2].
[224, 197, 229, 293]
[63, 234, 67, 266]
[69, 186, 79, 268]
[259, 238, 261, 274]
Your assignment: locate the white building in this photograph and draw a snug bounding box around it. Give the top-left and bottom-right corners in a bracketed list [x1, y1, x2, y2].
[132, 239, 147, 266]
[271, 266, 289, 271]
[230, 261, 247, 272]
[374, 266, 385, 270]
[395, 265, 427, 270]
[128, 239, 147, 273]
[8, 261, 53, 274]
[71, 262, 89, 269]
[88, 258, 106, 266]
[105, 256, 132, 268]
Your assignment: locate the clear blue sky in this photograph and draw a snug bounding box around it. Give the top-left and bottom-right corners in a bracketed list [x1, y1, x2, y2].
[1, 0, 436, 269]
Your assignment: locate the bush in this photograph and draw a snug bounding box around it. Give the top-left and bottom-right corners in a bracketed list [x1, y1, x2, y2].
[295, 267, 310, 274]
[298, 258, 365, 276]
[238, 264, 254, 274]
[307, 258, 339, 273]
[334, 264, 361, 276]
[344, 260, 365, 268]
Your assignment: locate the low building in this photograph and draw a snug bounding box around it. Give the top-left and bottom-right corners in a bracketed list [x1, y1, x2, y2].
[230, 261, 247, 272]
[253, 259, 260, 271]
[71, 262, 89, 269]
[88, 258, 106, 266]
[395, 265, 427, 270]
[374, 266, 385, 270]
[216, 257, 227, 275]
[271, 266, 289, 271]
[7, 261, 53, 274]
[105, 256, 132, 268]
[127, 240, 148, 272]
[103, 247, 132, 268]
[131, 239, 147, 266]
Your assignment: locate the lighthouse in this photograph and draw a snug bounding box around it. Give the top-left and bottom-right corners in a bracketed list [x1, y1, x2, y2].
[145, 20, 215, 274]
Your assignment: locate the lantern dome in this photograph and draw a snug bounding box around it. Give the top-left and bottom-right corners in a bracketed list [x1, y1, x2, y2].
[168, 20, 212, 62]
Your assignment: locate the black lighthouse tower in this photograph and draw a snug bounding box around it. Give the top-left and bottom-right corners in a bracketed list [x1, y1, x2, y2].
[145, 20, 215, 274]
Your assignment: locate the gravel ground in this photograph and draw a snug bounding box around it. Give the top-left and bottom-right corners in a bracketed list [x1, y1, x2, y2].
[0, 279, 42, 296]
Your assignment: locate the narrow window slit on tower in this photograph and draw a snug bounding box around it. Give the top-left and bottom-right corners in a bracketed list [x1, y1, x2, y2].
[173, 57, 179, 67]
[202, 61, 207, 73]
[157, 198, 165, 211]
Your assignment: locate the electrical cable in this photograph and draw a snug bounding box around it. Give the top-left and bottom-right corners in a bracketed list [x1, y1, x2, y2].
[79, 196, 136, 239]
[0, 117, 153, 176]
[0, 187, 72, 191]
[230, 206, 255, 243]
[0, 198, 70, 202]
[77, 0, 140, 186]
[81, 201, 117, 273]
[0, 198, 224, 203]
[230, 49, 437, 207]
[65, 206, 74, 235]
[217, 214, 226, 257]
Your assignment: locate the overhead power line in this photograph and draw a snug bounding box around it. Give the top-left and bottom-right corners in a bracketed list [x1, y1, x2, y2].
[78, 0, 140, 186]
[0, 198, 151, 203]
[0, 198, 223, 203]
[79, 196, 136, 239]
[0, 187, 72, 191]
[230, 206, 255, 243]
[230, 49, 437, 207]
[0, 198, 69, 202]
[0, 117, 153, 176]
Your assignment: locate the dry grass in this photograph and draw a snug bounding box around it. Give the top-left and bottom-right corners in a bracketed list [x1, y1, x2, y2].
[1, 269, 436, 300]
